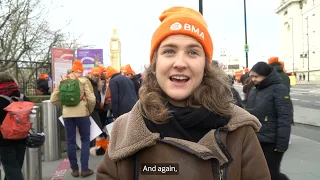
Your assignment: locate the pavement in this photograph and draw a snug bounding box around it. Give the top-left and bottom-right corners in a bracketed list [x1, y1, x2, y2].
[281, 135, 320, 180]
[295, 80, 320, 85]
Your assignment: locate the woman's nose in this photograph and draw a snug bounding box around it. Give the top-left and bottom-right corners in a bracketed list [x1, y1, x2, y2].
[173, 54, 188, 69]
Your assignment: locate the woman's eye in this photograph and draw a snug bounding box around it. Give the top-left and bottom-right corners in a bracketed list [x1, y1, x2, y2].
[189, 50, 199, 55]
[163, 49, 174, 54]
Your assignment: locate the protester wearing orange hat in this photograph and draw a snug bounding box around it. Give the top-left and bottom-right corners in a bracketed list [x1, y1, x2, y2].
[268, 57, 279, 64]
[36, 74, 50, 95]
[122, 64, 141, 97]
[87, 66, 109, 156]
[87, 66, 103, 112]
[122, 64, 135, 77]
[71, 59, 84, 73]
[268, 57, 291, 92]
[97, 6, 270, 180]
[50, 59, 96, 177]
[104, 66, 137, 119]
[105, 66, 118, 79]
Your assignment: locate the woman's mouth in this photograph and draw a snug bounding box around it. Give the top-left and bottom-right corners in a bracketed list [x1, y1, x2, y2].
[169, 75, 190, 84]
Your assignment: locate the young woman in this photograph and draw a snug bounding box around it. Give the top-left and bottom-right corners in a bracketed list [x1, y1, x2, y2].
[246, 62, 292, 180]
[97, 6, 271, 180]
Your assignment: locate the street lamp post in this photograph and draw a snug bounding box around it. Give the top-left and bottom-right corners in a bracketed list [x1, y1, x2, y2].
[289, 18, 294, 73]
[306, 16, 310, 82]
[199, 0, 203, 15]
[244, 0, 249, 68]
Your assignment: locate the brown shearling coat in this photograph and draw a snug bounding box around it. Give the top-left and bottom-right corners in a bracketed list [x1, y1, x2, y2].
[96, 101, 271, 180]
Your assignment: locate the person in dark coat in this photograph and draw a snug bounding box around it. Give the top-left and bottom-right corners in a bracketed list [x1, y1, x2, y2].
[240, 68, 250, 85]
[0, 72, 29, 180]
[87, 67, 109, 156]
[228, 75, 243, 107]
[268, 57, 294, 128]
[245, 62, 293, 180]
[240, 68, 255, 105]
[122, 64, 141, 98]
[86, 68, 103, 130]
[36, 73, 50, 95]
[105, 66, 138, 119]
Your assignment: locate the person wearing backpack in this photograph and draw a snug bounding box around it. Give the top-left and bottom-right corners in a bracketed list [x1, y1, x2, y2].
[50, 60, 96, 177]
[0, 72, 30, 180]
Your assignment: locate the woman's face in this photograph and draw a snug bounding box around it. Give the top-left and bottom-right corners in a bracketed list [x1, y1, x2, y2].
[125, 74, 134, 79]
[155, 34, 206, 104]
[249, 71, 266, 85]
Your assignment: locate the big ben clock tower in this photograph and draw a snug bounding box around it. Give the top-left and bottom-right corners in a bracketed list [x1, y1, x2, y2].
[110, 29, 121, 71]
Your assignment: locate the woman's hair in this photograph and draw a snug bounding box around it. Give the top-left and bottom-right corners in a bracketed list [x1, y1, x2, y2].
[251, 62, 273, 77]
[0, 72, 16, 84]
[139, 52, 234, 123]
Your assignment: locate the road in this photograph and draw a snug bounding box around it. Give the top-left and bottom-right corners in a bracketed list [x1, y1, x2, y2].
[290, 85, 320, 109]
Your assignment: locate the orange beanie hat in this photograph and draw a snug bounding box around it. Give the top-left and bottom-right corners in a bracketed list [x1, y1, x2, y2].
[105, 66, 118, 78]
[98, 66, 106, 74]
[72, 60, 84, 73]
[150, 6, 213, 62]
[91, 67, 101, 76]
[279, 61, 284, 69]
[268, 57, 279, 64]
[39, 74, 48, 80]
[122, 64, 135, 75]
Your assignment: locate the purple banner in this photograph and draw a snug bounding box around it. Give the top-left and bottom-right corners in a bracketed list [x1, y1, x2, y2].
[77, 49, 104, 72]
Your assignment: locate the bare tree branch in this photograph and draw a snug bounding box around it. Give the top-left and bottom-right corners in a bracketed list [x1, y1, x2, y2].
[0, 0, 90, 94]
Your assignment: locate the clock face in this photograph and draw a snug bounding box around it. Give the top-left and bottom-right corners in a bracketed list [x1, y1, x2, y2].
[111, 42, 118, 50]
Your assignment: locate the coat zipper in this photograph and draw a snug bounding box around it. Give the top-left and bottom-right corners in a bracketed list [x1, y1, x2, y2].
[212, 158, 226, 180]
[214, 127, 233, 180]
[220, 168, 226, 180]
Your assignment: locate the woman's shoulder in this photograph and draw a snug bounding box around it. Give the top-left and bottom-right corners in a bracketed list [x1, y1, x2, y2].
[226, 105, 261, 133]
[108, 102, 160, 161]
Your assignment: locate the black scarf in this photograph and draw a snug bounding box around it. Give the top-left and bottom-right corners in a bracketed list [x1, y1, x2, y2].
[145, 103, 230, 142]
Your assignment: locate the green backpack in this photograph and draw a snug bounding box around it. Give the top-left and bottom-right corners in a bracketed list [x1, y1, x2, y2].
[59, 77, 81, 106]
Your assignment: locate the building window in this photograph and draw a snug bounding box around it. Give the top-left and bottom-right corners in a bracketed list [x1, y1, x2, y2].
[284, 22, 290, 32]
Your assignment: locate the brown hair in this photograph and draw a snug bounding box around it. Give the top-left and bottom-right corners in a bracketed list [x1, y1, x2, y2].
[139, 53, 234, 123]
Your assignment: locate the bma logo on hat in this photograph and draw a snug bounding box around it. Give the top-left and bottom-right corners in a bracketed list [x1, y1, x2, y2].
[170, 22, 182, 30]
[170, 22, 205, 40]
